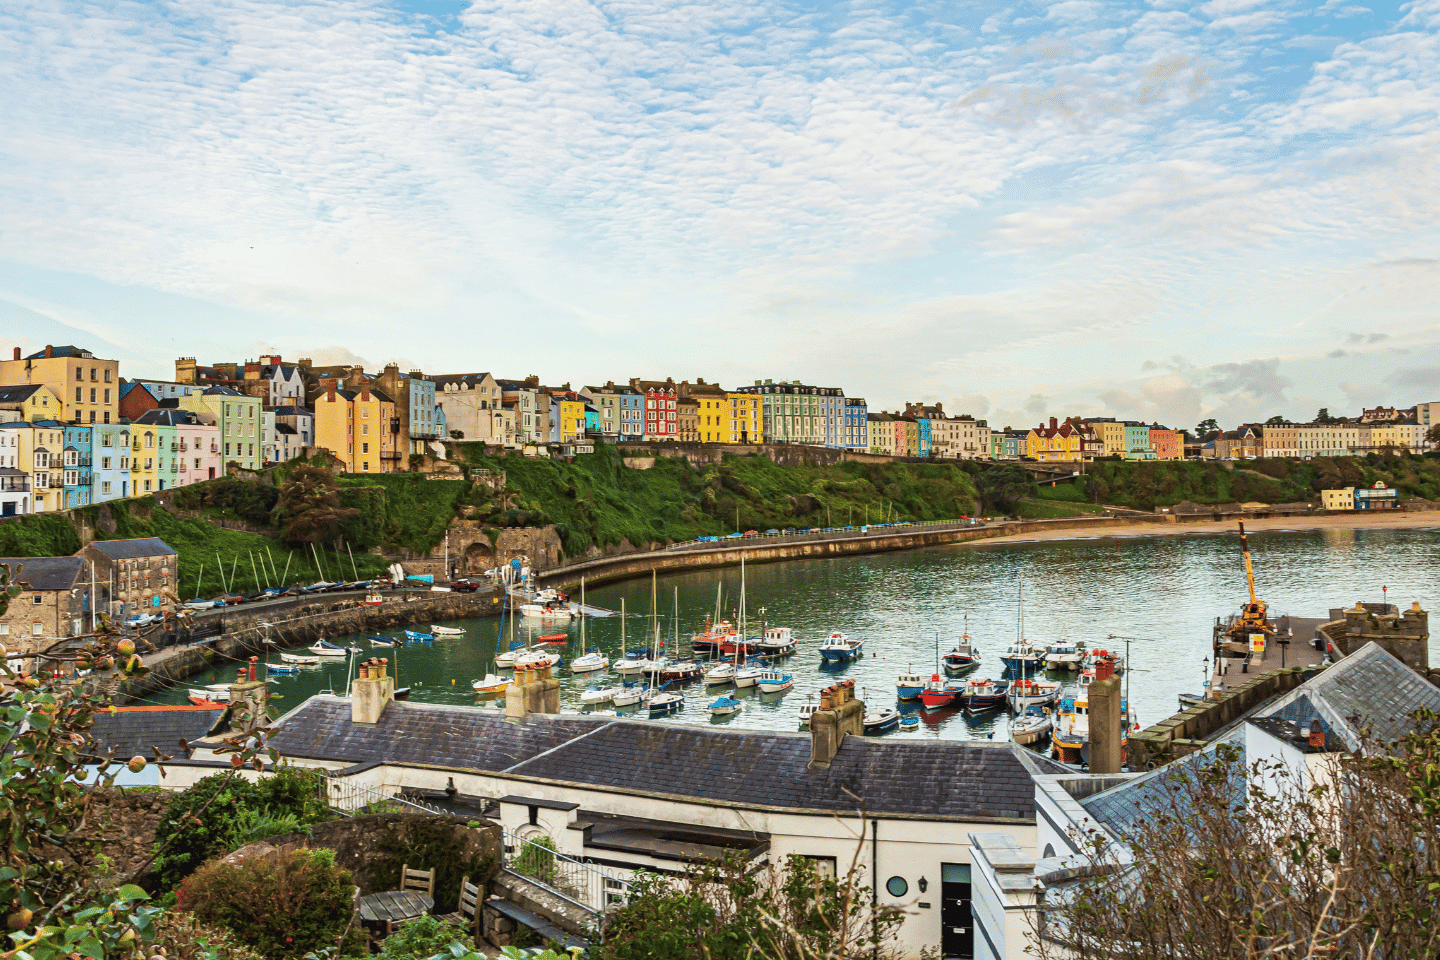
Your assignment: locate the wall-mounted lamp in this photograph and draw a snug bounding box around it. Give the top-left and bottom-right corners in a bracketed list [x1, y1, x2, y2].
[918, 876, 928, 893]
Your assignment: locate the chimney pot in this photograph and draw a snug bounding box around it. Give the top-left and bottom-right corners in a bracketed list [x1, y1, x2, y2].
[248, 656, 257, 682]
[1308, 719, 1325, 750]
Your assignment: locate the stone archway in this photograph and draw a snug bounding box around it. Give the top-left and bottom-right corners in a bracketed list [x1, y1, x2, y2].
[461, 540, 494, 575]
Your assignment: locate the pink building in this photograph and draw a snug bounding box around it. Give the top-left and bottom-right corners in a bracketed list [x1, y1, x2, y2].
[176, 415, 221, 486]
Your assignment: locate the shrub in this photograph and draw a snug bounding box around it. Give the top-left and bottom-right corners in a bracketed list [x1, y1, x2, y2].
[150, 773, 259, 892]
[376, 913, 476, 959]
[179, 847, 355, 959]
[148, 908, 267, 960]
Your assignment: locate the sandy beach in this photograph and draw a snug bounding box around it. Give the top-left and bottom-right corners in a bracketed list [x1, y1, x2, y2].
[970, 510, 1440, 547]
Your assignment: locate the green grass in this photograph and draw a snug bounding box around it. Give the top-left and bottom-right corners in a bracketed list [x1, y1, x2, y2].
[335, 473, 469, 553]
[1015, 499, 1107, 519]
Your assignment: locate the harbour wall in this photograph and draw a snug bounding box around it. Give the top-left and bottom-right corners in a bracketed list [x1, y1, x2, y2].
[534, 515, 1164, 590]
[111, 589, 503, 704]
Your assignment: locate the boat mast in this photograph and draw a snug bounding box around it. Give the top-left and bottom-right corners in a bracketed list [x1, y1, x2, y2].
[1019, 573, 1025, 645]
[580, 577, 586, 657]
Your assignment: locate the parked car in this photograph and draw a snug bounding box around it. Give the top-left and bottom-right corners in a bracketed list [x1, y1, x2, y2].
[698, 535, 720, 543]
[763, 528, 780, 535]
[743, 530, 758, 537]
[184, 599, 225, 610]
[449, 579, 482, 593]
[125, 613, 160, 628]
[725, 532, 743, 539]
[781, 527, 797, 534]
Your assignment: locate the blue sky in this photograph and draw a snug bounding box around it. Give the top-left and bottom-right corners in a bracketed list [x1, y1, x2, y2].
[2, 0, 1437, 431]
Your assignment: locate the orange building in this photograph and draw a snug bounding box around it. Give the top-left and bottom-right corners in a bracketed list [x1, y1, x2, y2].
[312, 379, 398, 473]
[1148, 425, 1182, 460]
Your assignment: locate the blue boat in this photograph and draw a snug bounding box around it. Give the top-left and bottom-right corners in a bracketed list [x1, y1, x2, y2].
[817, 631, 863, 662]
[368, 635, 400, 647]
[999, 641, 1044, 674]
[896, 671, 926, 700]
[404, 630, 436, 644]
[707, 696, 741, 718]
[266, 663, 300, 676]
[899, 714, 920, 731]
[863, 708, 901, 734]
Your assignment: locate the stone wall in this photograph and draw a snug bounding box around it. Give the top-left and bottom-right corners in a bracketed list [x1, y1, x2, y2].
[1320, 602, 1430, 673]
[69, 788, 172, 881]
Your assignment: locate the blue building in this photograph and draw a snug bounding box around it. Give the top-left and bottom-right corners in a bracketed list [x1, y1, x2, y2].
[406, 377, 439, 453]
[433, 404, 448, 441]
[62, 423, 93, 508]
[1123, 422, 1155, 460]
[915, 417, 932, 458]
[843, 398, 869, 452]
[91, 423, 130, 502]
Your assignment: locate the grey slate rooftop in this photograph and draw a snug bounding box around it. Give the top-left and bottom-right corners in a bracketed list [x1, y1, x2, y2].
[1, 557, 85, 591]
[1256, 641, 1440, 751]
[86, 538, 177, 559]
[86, 706, 226, 762]
[270, 695, 1045, 820]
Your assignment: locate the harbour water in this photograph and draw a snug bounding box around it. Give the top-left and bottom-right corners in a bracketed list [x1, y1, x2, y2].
[152, 526, 1439, 743]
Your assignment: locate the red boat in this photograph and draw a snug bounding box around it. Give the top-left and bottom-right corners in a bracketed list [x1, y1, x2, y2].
[917, 673, 958, 709]
[536, 633, 568, 646]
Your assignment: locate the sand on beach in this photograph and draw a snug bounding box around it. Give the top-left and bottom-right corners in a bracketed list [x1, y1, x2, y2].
[969, 509, 1440, 547]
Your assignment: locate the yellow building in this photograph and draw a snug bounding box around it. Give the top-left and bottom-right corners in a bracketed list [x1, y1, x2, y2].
[130, 423, 160, 495]
[1026, 418, 1092, 462]
[0, 384, 62, 423]
[0, 345, 120, 426]
[313, 380, 398, 473]
[1321, 488, 1354, 511]
[1084, 419, 1126, 458]
[0, 421, 66, 512]
[726, 392, 762, 444]
[556, 398, 587, 443]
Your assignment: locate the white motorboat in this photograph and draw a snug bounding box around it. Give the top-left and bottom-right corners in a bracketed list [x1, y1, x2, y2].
[614, 654, 651, 676]
[1010, 708, 1053, 745]
[187, 688, 229, 704]
[430, 625, 465, 636]
[757, 669, 793, 694]
[611, 683, 645, 708]
[818, 631, 864, 663]
[309, 640, 359, 658]
[570, 652, 608, 673]
[647, 690, 684, 717]
[279, 653, 321, 665]
[798, 698, 820, 727]
[520, 603, 574, 620]
[1008, 677, 1064, 711]
[707, 696, 742, 717]
[733, 664, 762, 688]
[1044, 639, 1085, 671]
[581, 684, 622, 705]
[472, 674, 511, 694]
[704, 662, 735, 686]
[513, 650, 562, 670]
[862, 708, 901, 734]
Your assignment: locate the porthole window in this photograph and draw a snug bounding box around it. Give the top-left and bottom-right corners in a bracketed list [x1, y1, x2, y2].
[885, 876, 908, 898]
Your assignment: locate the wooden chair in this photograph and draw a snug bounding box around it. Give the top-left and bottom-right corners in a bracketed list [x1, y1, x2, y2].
[436, 875, 482, 937]
[398, 863, 435, 898]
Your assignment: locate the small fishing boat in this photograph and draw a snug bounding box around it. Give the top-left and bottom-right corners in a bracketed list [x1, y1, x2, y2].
[472, 674, 510, 694]
[941, 634, 981, 672]
[614, 649, 652, 676]
[999, 640, 1045, 673]
[757, 669, 793, 694]
[266, 663, 300, 676]
[570, 651, 608, 673]
[1084, 648, 1125, 673]
[899, 713, 920, 731]
[1178, 691, 1207, 708]
[535, 633, 568, 646]
[863, 708, 901, 734]
[513, 650, 562, 670]
[647, 688, 684, 717]
[918, 674, 957, 709]
[755, 626, 797, 656]
[368, 635, 400, 647]
[187, 692, 226, 707]
[363, 591, 384, 606]
[1044, 638, 1085, 672]
[959, 678, 1010, 714]
[1010, 706, 1052, 745]
[430, 625, 465, 636]
[817, 631, 864, 663]
[657, 660, 704, 683]
[707, 695, 742, 717]
[309, 640, 360, 657]
[798, 697, 820, 727]
[896, 671, 926, 700]
[733, 663, 762, 688]
[611, 681, 645, 708]
[405, 629, 436, 642]
[704, 662, 735, 686]
[580, 684, 622, 705]
[279, 653, 321, 666]
[393, 687, 411, 700]
[520, 602, 574, 620]
[691, 618, 736, 654]
[1007, 677, 1063, 712]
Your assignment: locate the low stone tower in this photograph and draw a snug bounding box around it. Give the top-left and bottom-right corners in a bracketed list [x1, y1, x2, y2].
[809, 679, 864, 769]
[1321, 601, 1429, 673]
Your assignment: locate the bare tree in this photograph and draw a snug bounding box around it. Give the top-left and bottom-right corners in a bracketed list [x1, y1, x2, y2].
[1030, 715, 1440, 959]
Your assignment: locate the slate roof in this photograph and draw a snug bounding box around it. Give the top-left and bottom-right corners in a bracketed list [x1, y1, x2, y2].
[134, 409, 202, 426]
[86, 706, 225, 762]
[273, 406, 313, 417]
[270, 696, 1046, 820]
[23, 345, 91, 359]
[201, 385, 245, 397]
[1255, 641, 1440, 751]
[87, 538, 177, 559]
[0, 385, 46, 404]
[268, 696, 605, 770]
[1080, 733, 1247, 842]
[0, 557, 84, 591]
[274, 423, 297, 435]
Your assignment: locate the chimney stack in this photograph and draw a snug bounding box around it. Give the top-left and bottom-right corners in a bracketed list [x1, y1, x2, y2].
[810, 679, 864, 768]
[11, 347, 18, 361]
[1087, 671, 1122, 774]
[1308, 719, 1325, 751]
[228, 659, 271, 728]
[326, 379, 338, 401]
[351, 657, 395, 725]
[45, 345, 54, 358]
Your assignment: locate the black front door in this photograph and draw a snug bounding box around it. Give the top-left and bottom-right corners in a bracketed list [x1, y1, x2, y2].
[941, 863, 973, 959]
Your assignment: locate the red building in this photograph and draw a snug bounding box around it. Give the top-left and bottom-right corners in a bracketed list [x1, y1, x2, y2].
[118, 382, 158, 422]
[629, 378, 678, 442]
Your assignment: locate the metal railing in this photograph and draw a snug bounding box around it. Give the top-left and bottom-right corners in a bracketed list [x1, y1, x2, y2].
[501, 829, 632, 915]
[319, 773, 448, 817]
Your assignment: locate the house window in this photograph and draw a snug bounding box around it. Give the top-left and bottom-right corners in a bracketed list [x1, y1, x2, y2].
[32, 622, 43, 635]
[32, 594, 42, 605]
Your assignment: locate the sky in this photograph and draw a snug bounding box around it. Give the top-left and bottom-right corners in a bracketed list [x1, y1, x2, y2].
[2, 0, 1438, 433]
